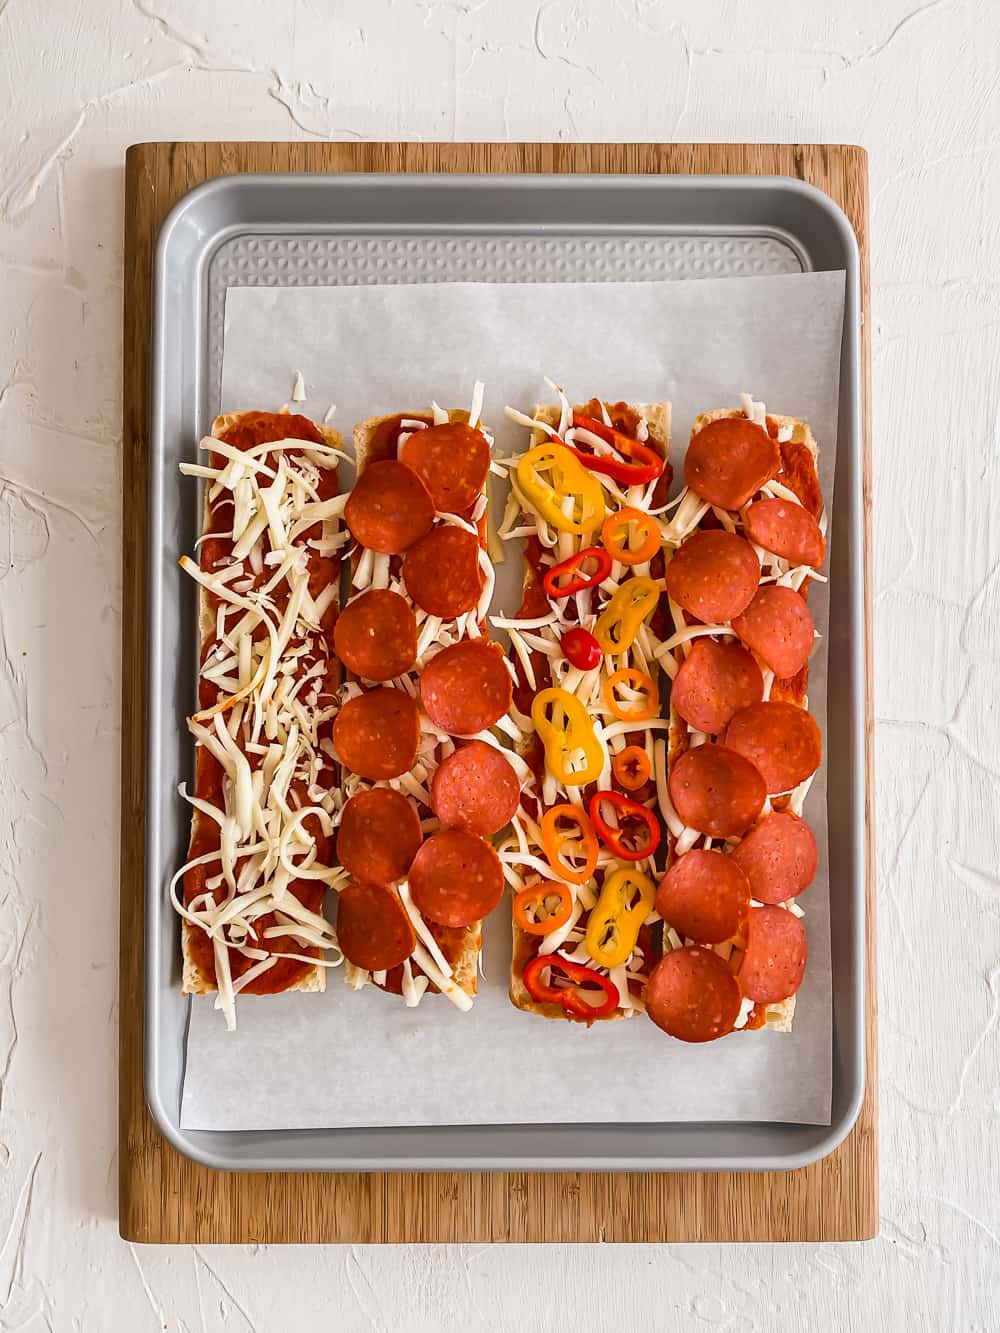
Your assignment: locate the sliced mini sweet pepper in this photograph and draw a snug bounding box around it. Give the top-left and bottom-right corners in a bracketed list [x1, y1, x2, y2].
[542, 546, 611, 599]
[540, 803, 599, 884]
[531, 687, 604, 788]
[568, 412, 665, 486]
[600, 506, 660, 566]
[611, 744, 652, 792]
[588, 789, 661, 862]
[603, 666, 659, 722]
[516, 441, 606, 536]
[513, 881, 573, 936]
[592, 575, 660, 653]
[560, 626, 603, 671]
[522, 951, 620, 1022]
[584, 866, 656, 969]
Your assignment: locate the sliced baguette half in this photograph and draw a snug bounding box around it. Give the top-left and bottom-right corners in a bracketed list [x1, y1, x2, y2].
[662, 406, 822, 1033]
[181, 409, 344, 998]
[348, 407, 489, 1003]
[508, 399, 672, 1021]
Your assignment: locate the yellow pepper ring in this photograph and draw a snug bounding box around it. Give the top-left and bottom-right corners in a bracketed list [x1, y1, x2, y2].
[593, 575, 660, 654]
[516, 442, 606, 536]
[531, 686, 605, 788]
[584, 866, 656, 969]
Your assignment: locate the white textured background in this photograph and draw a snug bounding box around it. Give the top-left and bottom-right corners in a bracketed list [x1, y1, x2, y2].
[1, 0, 998, 1328]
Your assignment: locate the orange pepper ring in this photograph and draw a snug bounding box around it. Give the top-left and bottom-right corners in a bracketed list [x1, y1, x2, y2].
[513, 881, 573, 936]
[612, 744, 652, 791]
[540, 803, 599, 885]
[600, 506, 659, 566]
[604, 667, 658, 722]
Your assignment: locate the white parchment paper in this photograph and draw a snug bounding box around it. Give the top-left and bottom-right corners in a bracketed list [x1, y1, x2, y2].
[180, 271, 845, 1130]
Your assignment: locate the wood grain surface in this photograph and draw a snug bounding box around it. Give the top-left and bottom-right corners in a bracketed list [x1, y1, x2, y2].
[119, 141, 876, 1244]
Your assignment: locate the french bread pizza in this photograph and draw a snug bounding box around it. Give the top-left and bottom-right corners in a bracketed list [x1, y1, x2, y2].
[647, 394, 825, 1042]
[172, 410, 350, 1029]
[332, 389, 521, 1010]
[171, 386, 829, 1048]
[495, 388, 673, 1023]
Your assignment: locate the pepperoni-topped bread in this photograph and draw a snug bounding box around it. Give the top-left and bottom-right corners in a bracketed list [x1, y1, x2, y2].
[173, 410, 348, 1028]
[334, 395, 518, 1011]
[652, 396, 824, 1038]
[496, 393, 672, 1024]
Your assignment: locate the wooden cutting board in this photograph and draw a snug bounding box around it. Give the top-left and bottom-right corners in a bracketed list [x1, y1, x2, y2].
[120, 141, 876, 1244]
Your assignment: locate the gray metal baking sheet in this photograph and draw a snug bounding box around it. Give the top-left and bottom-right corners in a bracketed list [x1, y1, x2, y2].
[146, 173, 864, 1172]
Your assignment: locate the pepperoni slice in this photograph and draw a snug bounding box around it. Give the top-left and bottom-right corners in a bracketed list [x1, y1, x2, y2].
[420, 640, 512, 736]
[645, 945, 742, 1043]
[672, 638, 763, 734]
[731, 586, 815, 680]
[333, 589, 417, 681]
[778, 439, 823, 518]
[402, 525, 484, 619]
[731, 812, 818, 904]
[401, 421, 491, 515]
[344, 459, 434, 554]
[685, 416, 781, 510]
[725, 701, 822, 795]
[336, 788, 422, 885]
[332, 687, 420, 780]
[655, 849, 751, 945]
[738, 904, 808, 1002]
[408, 828, 504, 927]
[668, 743, 766, 837]
[336, 881, 416, 971]
[217, 411, 326, 452]
[431, 741, 521, 836]
[665, 530, 760, 624]
[743, 498, 825, 569]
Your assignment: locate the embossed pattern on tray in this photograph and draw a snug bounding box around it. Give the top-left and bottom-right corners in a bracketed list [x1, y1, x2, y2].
[208, 233, 802, 404]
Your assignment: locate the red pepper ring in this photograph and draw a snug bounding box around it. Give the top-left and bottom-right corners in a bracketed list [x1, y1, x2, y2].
[567, 412, 665, 486]
[587, 790, 661, 862]
[542, 546, 612, 599]
[522, 952, 620, 1023]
